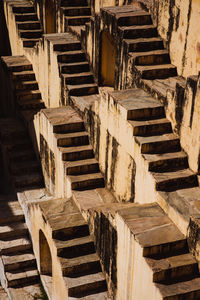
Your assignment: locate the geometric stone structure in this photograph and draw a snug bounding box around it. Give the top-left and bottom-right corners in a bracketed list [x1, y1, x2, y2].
[1, 0, 200, 299]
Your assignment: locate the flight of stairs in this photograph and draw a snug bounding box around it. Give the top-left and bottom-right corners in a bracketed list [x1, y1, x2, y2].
[115, 6, 177, 81]
[0, 118, 43, 192]
[0, 201, 39, 288]
[120, 202, 200, 299]
[12, 1, 43, 48]
[60, 0, 92, 33]
[125, 89, 198, 192]
[52, 206, 108, 298]
[2, 56, 45, 116]
[51, 107, 104, 190]
[53, 33, 99, 105]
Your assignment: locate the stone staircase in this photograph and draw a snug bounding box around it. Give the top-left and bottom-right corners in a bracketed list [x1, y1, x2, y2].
[46, 106, 104, 191]
[116, 5, 177, 81]
[12, 1, 43, 48]
[119, 89, 198, 192]
[0, 201, 39, 289]
[61, 0, 92, 34]
[1, 56, 45, 115]
[0, 118, 43, 192]
[53, 33, 99, 106]
[40, 197, 109, 299]
[119, 202, 200, 299]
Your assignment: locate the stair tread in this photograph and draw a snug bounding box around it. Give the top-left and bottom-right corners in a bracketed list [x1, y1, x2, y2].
[6, 268, 38, 281]
[143, 151, 188, 163]
[57, 49, 85, 55]
[135, 133, 179, 145]
[156, 276, 200, 297]
[129, 118, 170, 126]
[146, 252, 197, 274]
[12, 70, 34, 76]
[55, 131, 89, 139]
[0, 222, 27, 236]
[136, 64, 176, 71]
[16, 89, 40, 96]
[119, 24, 157, 30]
[0, 237, 31, 252]
[65, 158, 98, 168]
[152, 168, 196, 182]
[15, 80, 38, 85]
[50, 212, 87, 232]
[19, 29, 42, 33]
[66, 272, 105, 289]
[60, 253, 100, 269]
[130, 49, 169, 57]
[2, 252, 35, 266]
[125, 37, 163, 44]
[67, 83, 98, 89]
[54, 235, 93, 250]
[16, 21, 40, 25]
[69, 173, 104, 183]
[59, 144, 93, 154]
[59, 61, 89, 67]
[62, 72, 94, 78]
[61, 6, 91, 9]
[0, 202, 24, 221]
[65, 15, 91, 19]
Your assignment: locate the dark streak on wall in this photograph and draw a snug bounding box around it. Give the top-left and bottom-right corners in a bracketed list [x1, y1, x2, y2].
[110, 137, 119, 190]
[181, 0, 192, 74]
[188, 76, 198, 128]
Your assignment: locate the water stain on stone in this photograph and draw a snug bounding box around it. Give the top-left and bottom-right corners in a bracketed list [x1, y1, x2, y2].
[179, 33, 183, 42]
[196, 42, 200, 63]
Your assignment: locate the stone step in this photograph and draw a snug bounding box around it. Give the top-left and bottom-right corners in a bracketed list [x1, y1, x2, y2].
[53, 41, 81, 52]
[59, 61, 90, 74]
[52, 218, 90, 240]
[15, 80, 38, 91]
[153, 169, 198, 192]
[13, 173, 43, 189]
[127, 105, 165, 121]
[15, 13, 38, 22]
[55, 131, 89, 147]
[17, 21, 41, 30]
[136, 64, 177, 80]
[55, 235, 95, 258]
[67, 272, 107, 298]
[65, 158, 99, 175]
[0, 237, 32, 255]
[17, 98, 45, 110]
[19, 29, 42, 39]
[125, 37, 164, 52]
[10, 160, 40, 176]
[65, 16, 91, 26]
[16, 90, 41, 101]
[0, 286, 9, 300]
[118, 24, 157, 39]
[135, 133, 181, 154]
[0, 222, 28, 240]
[53, 121, 85, 134]
[117, 11, 152, 26]
[5, 60, 32, 73]
[60, 253, 101, 277]
[62, 6, 91, 16]
[8, 148, 36, 162]
[3, 252, 36, 272]
[12, 70, 35, 81]
[57, 50, 86, 63]
[146, 253, 199, 284]
[156, 277, 200, 299]
[133, 50, 170, 65]
[61, 0, 88, 6]
[67, 83, 98, 96]
[12, 6, 34, 14]
[6, 267, 39, 288]
[77, 292, 110, 299]
[63, 72, 94, 85]
[143, 151, 189, 172]
[22, 38, 40, 47]
[129, 118, 172, 136]
[0, 202, 24, 226]
[60, 144, 94, 161]
[69, 173, 104, 190]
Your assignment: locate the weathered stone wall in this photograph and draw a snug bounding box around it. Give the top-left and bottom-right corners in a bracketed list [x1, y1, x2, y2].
[149, 0, 200, 77]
